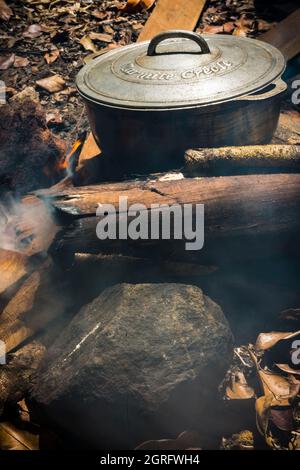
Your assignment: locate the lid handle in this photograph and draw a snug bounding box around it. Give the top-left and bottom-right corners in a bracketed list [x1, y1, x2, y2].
[147, 30, 211, 56]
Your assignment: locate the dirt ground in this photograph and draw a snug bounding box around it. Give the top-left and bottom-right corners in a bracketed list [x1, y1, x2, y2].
[0, 0, 298, 144]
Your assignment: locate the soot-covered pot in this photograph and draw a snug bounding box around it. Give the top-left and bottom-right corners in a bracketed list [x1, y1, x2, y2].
[76, 30, 286, 174]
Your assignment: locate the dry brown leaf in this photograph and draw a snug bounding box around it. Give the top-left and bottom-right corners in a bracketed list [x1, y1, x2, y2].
[17, 399, 30, 423]
[103, 24, 114, 35]
[257, 19, 274, 32]
[0, 53, 15, 70]
[269, 407, 294, 432]
[132, 22, 143, 32]
[256, 330, 300, 351]
[6, 36, 18, 48]
[46, 111, 63, 125]
[89, 32, 113, 43]
[83, 44, 119, 64]
[44, 48, 60, 64]
[80, 35, 98, 52]
[123, 0, 155, 12]
[13, 56, 30, 68]
[40, 23, 58, 33]
[10, 85, 39, 104]
[4, 86, 17, 97]
[0, 422, 39, 450]
[52, 86, 76, 102]
[226, 371, 255, 400]
[275, 364, 300, 376]
[233, 26, 247, 37]
[221, 430, 254, 450]
[255, 395, 272, 436]
[258, 368, 299, 403]
[79, 132, 101, 164]
[91, 10, 108, 20]
[0, 0, 12, 20]
[22, 24, 42, 39]
[36, 75, 65, 93]
[203, 22, 235, 34]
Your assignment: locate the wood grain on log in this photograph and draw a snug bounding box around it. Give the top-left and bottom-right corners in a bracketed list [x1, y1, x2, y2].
[137, 0, 207, 42]
[45, 173, 300, 263]
[46, 173, 300, 225]
[273, 110, 300, 145]
[1, 271, 40, 322]
[260, 9, 300, 61]
[0, 259, 72, 353]
[0, 259, 51, 324]
[0, 250, 28, 295]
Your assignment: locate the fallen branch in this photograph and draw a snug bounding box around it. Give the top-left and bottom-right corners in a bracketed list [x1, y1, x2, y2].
[184, 145, 300, 175]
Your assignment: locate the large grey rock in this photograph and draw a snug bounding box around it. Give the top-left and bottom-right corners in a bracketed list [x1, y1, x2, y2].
[29, 283, 233, 449]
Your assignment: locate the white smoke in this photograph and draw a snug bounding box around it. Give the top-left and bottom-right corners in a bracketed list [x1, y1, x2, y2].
[0, 194, 57, 255]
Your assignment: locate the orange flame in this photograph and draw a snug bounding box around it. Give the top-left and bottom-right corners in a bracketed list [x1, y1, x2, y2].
[57, 138, 82, 170]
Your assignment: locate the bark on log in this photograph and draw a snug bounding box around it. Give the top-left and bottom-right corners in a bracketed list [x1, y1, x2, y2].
[45, 172, 300, 223]
[46, 173, 300, 262]
[184, 145, 300, 176]
[0, 341, 45, 415]
[273, 110, 300, 146]
[0, 316, 71, 414]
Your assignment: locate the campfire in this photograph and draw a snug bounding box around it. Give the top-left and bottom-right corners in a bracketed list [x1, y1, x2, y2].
[0, 0, 300, 457]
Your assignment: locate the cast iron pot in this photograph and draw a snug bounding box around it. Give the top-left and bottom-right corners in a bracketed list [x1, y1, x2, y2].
[76, 30, 287, 174]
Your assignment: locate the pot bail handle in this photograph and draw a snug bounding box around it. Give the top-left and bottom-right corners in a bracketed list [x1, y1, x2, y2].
[147, 30, 211, 56]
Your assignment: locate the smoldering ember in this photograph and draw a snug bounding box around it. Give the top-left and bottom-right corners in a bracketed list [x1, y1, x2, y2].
[0, 0, 300, 460]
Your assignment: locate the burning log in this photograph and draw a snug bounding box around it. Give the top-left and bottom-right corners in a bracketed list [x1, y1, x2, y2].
[184, 145, 300, 176]
[0, 258, 73, 353]
[1, 261, 46, 323]
[0, 249, 28, 295]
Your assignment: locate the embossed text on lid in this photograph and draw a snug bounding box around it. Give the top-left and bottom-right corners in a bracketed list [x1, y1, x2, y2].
[76, 32, 285, 110]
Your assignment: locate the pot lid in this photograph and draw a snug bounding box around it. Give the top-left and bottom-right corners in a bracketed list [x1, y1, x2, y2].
[76, 30, 285, 110]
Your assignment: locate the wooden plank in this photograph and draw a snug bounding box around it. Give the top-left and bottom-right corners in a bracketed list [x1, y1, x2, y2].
[137, 0, 207, 42]
[260, 9, 300, 61]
